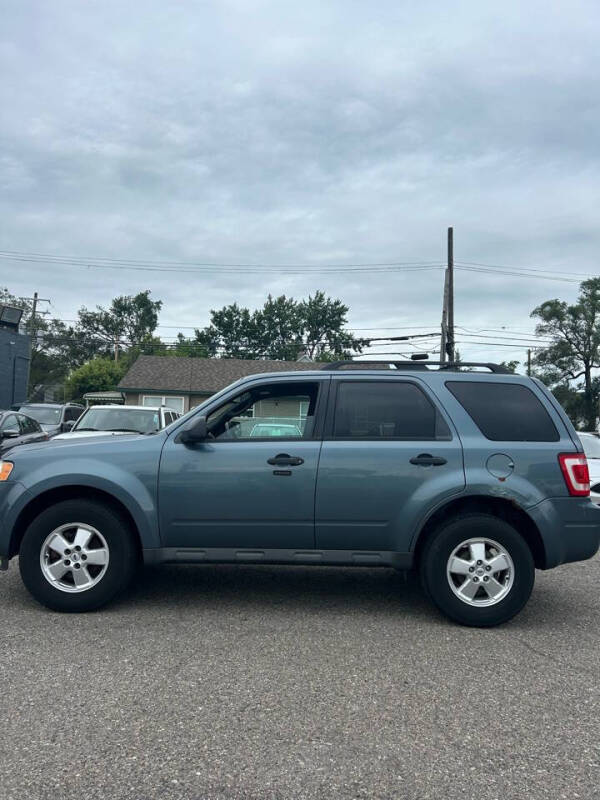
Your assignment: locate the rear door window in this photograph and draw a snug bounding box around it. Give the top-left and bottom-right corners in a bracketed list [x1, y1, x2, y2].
[446, 381, 559, 442]
[332, 381, 451, 440]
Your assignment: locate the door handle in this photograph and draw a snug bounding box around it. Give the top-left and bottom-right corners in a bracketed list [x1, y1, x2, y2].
[409, 453, 447, 467]
[267, 453, 304, 467]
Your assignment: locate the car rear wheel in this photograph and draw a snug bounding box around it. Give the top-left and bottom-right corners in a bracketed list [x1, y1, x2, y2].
[420, 513, 535, 627]
[19, 500, 137, 612]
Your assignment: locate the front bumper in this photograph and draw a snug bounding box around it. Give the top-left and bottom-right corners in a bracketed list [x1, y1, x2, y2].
[528, 496, 600, 569]
[0, 481, 31, 562]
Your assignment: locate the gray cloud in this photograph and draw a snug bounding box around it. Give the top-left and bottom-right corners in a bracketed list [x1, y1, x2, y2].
[1, 0, 599, 363]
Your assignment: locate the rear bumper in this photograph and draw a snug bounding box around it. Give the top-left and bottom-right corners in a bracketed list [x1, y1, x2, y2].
[529, 497, 600, 569]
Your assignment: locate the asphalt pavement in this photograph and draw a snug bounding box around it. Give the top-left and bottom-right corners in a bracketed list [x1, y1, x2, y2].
[1, 555, 599, 800]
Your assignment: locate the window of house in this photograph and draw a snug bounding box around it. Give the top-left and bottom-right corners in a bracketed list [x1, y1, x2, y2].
[333, 381, 450, 440]
[207, 382, 319, 440]
[142, 395, 185, 414]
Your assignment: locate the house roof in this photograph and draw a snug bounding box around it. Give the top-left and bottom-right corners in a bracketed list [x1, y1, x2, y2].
[118, 355, 317, 395]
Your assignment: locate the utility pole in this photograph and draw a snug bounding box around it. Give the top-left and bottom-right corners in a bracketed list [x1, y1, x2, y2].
[447, 227, 455, 362]
[31, 292, 39, 331]
[439, 269, 450, 363]
[114, 337, 119, 362]
[26, 293, 50, 335]
[527, 349, 532, 377]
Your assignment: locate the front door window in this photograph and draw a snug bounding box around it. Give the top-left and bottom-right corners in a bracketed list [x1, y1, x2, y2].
[206, 382, 319, 440]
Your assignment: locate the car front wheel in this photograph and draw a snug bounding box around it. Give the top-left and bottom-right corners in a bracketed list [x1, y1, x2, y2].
[420, 513, 535, 627]
[19, 499, 137, 612]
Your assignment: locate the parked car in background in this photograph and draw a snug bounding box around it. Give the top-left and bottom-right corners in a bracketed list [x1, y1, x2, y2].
[1, 361, 599, 626]
[53, 404, 180, 439]
[13, 403, 84, 437]
[250, 422, 302, 437]
[0, 410, 48, 455]
[578, 432, 600, 505]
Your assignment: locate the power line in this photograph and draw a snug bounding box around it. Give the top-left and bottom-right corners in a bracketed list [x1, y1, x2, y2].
[455, 265, 581, 283]
[0, 250, 443, 274]
[457, 260, 595, 277]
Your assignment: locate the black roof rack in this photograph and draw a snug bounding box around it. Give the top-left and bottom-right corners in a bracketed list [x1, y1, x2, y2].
[321, 360, 512, 374]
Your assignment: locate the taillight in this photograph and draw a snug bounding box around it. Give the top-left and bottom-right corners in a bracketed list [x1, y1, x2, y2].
[558, 453, 590, 497]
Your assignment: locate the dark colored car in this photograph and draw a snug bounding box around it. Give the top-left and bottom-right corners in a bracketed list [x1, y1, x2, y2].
[0, 410, 48, 455]
[13, 403, 84, 437]
[0, 361, 599, 626]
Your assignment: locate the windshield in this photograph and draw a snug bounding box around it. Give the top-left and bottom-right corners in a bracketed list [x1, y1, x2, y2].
[74, 407, 160, 434]
[20, 406, 61, 425]
[580, 433, 600, 459]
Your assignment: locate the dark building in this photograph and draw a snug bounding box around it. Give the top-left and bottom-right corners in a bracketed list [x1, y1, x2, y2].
[0, 327, 31, 409]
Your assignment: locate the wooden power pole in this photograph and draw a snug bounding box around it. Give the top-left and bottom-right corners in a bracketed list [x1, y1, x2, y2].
[447, 227, 455, 362]
[439, 269, 449, 363]
[440, 227, 455, 362]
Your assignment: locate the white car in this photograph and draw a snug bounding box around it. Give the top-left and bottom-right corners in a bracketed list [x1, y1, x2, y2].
[578, 432, 600, 505]
[53, 405, 180, 440]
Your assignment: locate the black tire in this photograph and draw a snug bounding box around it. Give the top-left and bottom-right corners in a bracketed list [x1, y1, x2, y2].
[420, 513, 535, 627]
[19, 499, 138, 612]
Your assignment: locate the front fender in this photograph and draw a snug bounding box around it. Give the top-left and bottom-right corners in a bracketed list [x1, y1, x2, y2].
[6, 456, 161, 552]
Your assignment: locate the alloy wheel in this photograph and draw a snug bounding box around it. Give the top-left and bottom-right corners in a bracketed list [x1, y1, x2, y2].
[40, 522, 110, 593]
[446, 537, 514, 607]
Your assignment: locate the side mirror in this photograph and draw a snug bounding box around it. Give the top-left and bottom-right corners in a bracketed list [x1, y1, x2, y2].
[0, 430, 19, 439]
[179, 416, 208, 444]
[62, 420, 75, 432]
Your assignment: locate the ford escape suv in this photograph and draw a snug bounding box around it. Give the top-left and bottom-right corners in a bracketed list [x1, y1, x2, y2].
[0, 361, 598, 627]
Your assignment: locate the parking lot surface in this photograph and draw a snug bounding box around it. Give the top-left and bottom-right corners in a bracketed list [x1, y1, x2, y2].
[1, 556, 599, 800]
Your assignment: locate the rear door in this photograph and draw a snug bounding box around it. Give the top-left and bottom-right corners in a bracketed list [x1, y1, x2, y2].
[315, 376, 465, 553]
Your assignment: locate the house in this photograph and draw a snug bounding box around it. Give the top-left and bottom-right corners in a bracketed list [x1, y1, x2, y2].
[117, 355, 317, 414]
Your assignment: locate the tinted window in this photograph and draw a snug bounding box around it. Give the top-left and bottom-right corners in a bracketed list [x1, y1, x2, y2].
[18, 414, 40, 434]
[446, 381, 559, 442]
[207, 382, 319, 440]
[65, 407, 83, 422]
[333, 381, 450, 440]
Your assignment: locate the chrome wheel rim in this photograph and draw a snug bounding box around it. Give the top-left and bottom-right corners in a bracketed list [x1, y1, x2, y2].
[446, 537, 514, 607]
[40, 523, 109, 593]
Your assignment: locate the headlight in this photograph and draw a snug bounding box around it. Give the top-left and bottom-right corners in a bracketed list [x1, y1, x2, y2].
[0, 462, 14, 481]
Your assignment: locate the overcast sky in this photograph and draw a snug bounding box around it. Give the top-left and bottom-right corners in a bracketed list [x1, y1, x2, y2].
[1, 0, 599, 365]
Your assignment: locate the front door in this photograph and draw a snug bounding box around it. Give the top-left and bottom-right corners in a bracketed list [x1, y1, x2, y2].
[158, 378, 327, 549]
[315, 377, 465, 553]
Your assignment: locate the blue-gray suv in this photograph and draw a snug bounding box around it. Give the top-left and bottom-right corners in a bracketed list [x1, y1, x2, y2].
[1, 361, 598, 626]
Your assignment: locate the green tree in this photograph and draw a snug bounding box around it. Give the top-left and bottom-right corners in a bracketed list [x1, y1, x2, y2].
[195, 303, 259, 359]
[194, 292, 365, 361]
[499, 360, 519, 374]
[65, 358, 128, 403]
[532, 277, 600, 430]
[76, 290, 163, 361]
[168, 332, 209, 358]
[298, 291, 365, 360]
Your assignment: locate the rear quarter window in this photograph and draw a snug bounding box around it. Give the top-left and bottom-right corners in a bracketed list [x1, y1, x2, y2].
[446, 381, 559, 442]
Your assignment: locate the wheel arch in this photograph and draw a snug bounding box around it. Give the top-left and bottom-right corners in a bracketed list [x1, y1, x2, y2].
[9, 486, 143, 560]
[412, 495, 547, 570]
